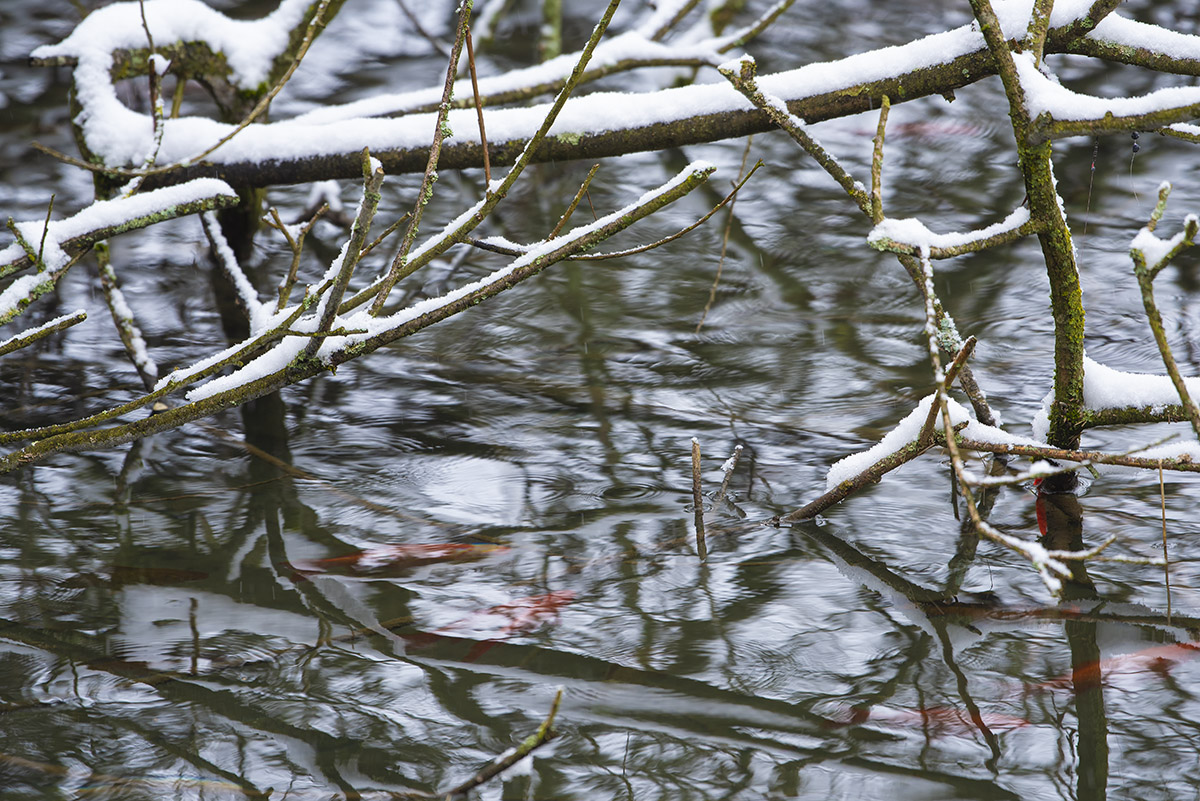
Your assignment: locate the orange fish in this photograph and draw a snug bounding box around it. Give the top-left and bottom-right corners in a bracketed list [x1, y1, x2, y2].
[293, 543, 507, 578]
[824, 705, 1029, 736]
[1036, 641, 1200, 692]
[405, 590, 577, 662]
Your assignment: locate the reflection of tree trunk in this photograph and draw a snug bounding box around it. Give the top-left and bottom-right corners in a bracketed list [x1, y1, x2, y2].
[1038, 488, 1108, 801]
[1068, 615, 1108, 801]
[1036, 487, 1092, 594]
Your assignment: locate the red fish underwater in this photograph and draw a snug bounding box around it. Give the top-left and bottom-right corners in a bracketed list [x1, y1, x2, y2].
[827, 705, 1031, 736]
[1036, 640, 1200, 692]
[293, 542, 507, 578]
[407, 589, 578, 662]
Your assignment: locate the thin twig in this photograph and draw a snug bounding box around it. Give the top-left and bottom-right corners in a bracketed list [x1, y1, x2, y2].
[6, 218, 38, 265]
[0, 311, 87, 359]
[370, 1, 476, 315]
[471, 161, 762, 262]
[441, 688, 563, 798]
[961, 435, 1180, 487]
[1131, 182, 1200, 440]
[719, 56, 872, 217]
[954, 437, 1200, 473]
[169, 75, 185, 118]
[917, 335, 977, 446]
[870, 96, 890, 224]
[36, 195, 55, 269]
[692, 437, 707, 559]
[466, 25, 491, 186]
[129, 0, 166, 193]
[305, 149, 386, 357]
[396, 0, 449, 57]
[96, 246, 159, 391]
[648, 0, 702, 42]
[358, 211, 410, 260]
[540, 0, 562, 61]
[715, 444, 742, 504]
[266, 204, 327, 311]
[549, 164, 601, 239]
[714, 0, 797, 53]
[1025, 0, 1055, 66]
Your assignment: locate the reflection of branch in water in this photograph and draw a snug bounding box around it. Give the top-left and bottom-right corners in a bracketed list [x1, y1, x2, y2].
[1038, 486, 1109, 801]
[806, 524, 1200, 635]
[0, 615, 420, 797]
[438, 688, 562, 799]
[932, 623, 1002, 770]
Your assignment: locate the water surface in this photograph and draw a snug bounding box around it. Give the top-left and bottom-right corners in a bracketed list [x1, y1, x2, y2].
[3, 1, 1200, 798]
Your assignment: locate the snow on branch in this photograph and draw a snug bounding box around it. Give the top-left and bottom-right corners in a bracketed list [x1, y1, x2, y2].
[27, 0, 1137, 188]
[1, 178, 239, 277]
[1014, 51, 1200, 143]
[1064, 9, 1200, 76]
[868, 206, 1035, 259]
[1031, 356, 1200, 447]
[1083, 358, 1200, 418]
[30, 0, 316, 89]
[183, 161, 717, 404]
[1131, 183, 1199, 276]
[0, 310, 87, 359]
[0, 179, 233, 326]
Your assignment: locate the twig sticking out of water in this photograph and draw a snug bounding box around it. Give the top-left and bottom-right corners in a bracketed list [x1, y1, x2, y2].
[1084, 137, 1098, 234]
[715, 444, 743, 505]
[692, 437, 707, 559]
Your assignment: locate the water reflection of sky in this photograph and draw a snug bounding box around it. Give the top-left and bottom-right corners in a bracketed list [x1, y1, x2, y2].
[3, 0, 1200, 798]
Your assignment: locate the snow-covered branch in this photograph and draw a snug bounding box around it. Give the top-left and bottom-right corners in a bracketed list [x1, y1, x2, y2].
[868, 207, 1037, 260]
[1, 179, 238, 277]
[1130, 183, 1200, 440]
[25, 0, 1146, 188]
[0, 160, 714, 470]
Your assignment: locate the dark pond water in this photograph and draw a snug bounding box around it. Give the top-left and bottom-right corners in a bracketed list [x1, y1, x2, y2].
[4, 1, 1200, 798]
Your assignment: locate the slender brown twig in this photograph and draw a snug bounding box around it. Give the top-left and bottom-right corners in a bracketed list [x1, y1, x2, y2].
[441, 688, 563, 798]
[548, 164, 600, 239]
[870, 96, 890, 224]
[471, 161, 762, 262]
[466, 26, 491, 186]
[370, 1, 475, 315]
[1131, 182, 1200, 441]
[692, 437, 707, 559]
